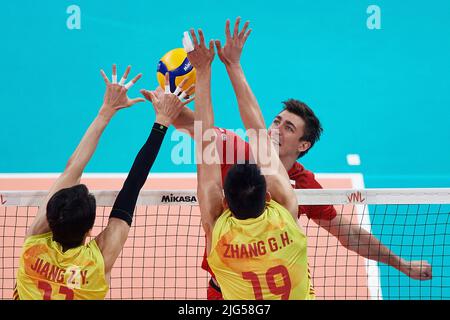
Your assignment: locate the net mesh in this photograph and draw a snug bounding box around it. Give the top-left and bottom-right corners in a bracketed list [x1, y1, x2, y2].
[1, 189, 449, 300]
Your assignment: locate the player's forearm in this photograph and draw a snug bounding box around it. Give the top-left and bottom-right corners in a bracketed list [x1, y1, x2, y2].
[226, 65, 293, 200]
[344, 226, 407, 272]
[121, 123, 167, 193]
[225, 64, 266, 131]
[65, 110, 112, 177]
[195, 68, 216, 160]
[226, 65, 266, 167]
[194, 68, 215, 133]
[109, 122, 167, 226]
[194, 67, 222, 184]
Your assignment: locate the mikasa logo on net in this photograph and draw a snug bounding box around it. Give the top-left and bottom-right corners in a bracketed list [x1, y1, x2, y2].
[161, 194, 197, 203]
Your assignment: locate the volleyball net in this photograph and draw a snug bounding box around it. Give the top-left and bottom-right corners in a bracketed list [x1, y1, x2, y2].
[1, 188, 450, 300]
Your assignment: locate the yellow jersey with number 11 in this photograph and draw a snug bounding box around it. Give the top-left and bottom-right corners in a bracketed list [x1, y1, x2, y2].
[15, 232, 109, 300]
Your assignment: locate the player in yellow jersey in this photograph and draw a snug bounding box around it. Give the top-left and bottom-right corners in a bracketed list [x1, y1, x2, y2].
[142, 18, 431, 299]
[186, 29, 313, 300]
[14, 65, 192, 300]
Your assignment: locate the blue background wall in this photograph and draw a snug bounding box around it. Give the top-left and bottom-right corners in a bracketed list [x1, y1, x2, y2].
[1, 0, 449, 188]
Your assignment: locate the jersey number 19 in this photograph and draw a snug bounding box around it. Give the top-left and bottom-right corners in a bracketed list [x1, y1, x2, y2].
[242, 265, 291, 300]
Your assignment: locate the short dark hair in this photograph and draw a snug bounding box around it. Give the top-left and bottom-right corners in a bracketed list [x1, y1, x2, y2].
[46, 184, 96, 249]
[223, 163, 267, 220]
[281, 99, 323, 158]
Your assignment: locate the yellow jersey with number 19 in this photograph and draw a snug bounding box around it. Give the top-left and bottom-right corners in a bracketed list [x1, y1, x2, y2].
[15, 232, 109, 300]
[207, 199, 315, 300]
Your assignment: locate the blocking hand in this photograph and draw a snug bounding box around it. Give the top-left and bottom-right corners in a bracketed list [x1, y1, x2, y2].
[186, 29, 215, 71]
[100, 64, 145, 116]
[140, 73, 194, 127]
[215, 17, 252, 67]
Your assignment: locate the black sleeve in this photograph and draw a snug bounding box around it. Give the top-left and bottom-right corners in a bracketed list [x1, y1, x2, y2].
[109, 123, 168, 226]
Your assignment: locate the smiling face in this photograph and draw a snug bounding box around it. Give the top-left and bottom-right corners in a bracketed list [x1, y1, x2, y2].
[268, 110, 312, 159]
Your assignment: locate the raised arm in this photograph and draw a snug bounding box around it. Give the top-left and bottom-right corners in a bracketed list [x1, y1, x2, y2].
[186, 29, 224, 249]
[216, 18, 297, 217]
[95, 74, 191, 276]
[26, 65, 144, 238]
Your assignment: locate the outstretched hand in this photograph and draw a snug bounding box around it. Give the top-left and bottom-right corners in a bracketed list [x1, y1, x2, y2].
[140, 73, 194, 127]
[186, 29, 215, 71]
[99, 64, 145, 117]
[401, 260, 432, 281]
[215, 17, 252, 67]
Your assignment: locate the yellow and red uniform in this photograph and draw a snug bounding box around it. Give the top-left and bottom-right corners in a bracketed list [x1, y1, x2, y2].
[208, 200, 315, 300]
[15, 232, 108, 300]
[202, 128, 333, 299]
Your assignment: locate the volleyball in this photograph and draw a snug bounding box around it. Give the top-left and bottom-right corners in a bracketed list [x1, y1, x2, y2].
[156, 48, 196, 94]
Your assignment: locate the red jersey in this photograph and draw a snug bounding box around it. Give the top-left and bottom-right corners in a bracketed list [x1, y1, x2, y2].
[201, 128, 337, 276]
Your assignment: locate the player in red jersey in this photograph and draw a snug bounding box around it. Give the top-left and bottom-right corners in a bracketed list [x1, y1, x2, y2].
[142, 18, 432, 299]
